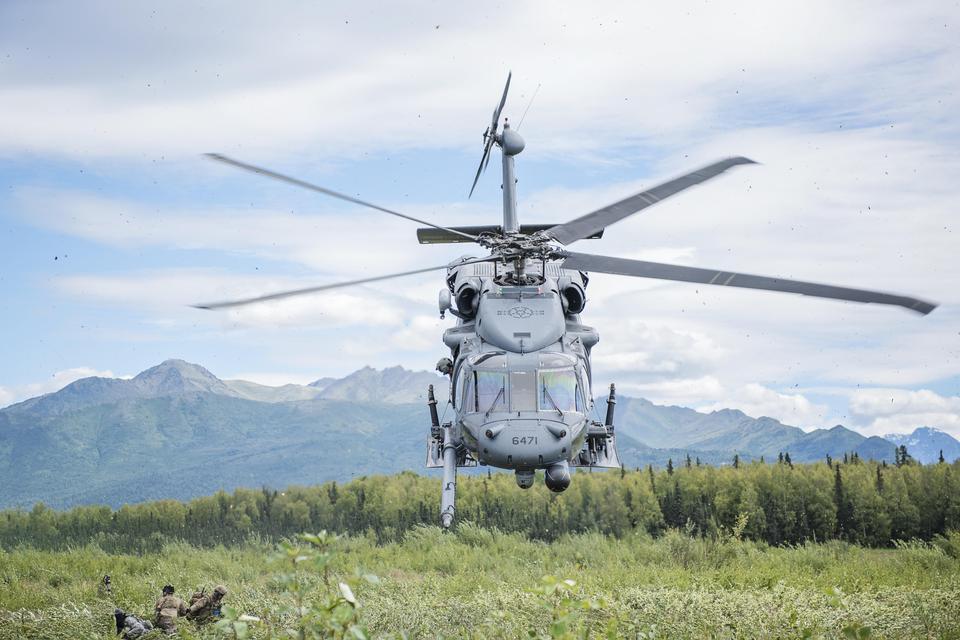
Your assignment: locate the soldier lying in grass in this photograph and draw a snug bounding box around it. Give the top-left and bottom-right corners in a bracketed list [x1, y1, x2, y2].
[114, 608, 153, 639]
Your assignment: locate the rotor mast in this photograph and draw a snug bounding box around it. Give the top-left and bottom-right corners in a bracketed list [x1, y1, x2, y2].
[499, 120, 525, 234]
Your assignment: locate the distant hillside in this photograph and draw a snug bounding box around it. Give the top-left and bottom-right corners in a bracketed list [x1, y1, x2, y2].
[614, 397, 898, 462]
[1, 359, 956, 509]
[0, 360, 447, 509]
[315, 366, 448, 403]
[887, 427, 960, 464]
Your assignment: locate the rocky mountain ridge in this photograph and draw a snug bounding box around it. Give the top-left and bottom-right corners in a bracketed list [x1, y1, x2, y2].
[1, 359, 955, 508]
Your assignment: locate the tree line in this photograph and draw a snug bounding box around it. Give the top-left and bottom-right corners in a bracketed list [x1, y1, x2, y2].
[2, 457, 959, 552]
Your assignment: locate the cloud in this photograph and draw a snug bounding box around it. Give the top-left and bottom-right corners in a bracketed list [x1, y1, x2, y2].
[592, 320, 726, 380]
[849, 388, 960, 437]
[14, 188, 477, 273]
[55, 269, 410, 329]
[616, 376, 726, 405]
[0, 1, 955, 159]
[389, 314, 449, 352]
[614, 372, 830, 429]
[699, 383, 831, 428]
[0, 367, 118, 408]
[226, 372, 321, 387]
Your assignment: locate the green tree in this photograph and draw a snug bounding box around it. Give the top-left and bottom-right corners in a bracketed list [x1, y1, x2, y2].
[834, 465, 853, 539]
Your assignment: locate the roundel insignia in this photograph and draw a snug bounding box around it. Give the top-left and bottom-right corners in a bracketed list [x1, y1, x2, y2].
[507, 306, 535, 319]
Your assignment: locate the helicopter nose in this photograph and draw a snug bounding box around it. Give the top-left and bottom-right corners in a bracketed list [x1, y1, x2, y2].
[476, 419, 572, 468]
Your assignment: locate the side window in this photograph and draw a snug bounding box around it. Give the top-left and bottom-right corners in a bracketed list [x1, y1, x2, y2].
[451, 369, 460, 408]
[576, 365, 590, 413]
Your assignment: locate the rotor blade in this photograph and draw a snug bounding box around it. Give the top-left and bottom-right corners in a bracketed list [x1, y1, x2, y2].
[468, 72, 512, 198]
[206, 153, 478, 241]
[481, 139, 494, 172]
[468, 137, 494, 198]
[561, 251, 938, 315]
[491, 71, 512, 132]
[193, 257, 497, 310]
[546, 157, 757, 245]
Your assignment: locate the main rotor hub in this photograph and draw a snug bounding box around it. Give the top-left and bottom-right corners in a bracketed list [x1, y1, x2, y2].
[475, 230, 561, 263]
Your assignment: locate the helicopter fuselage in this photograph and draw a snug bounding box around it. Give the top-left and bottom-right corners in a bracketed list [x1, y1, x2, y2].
[433, 257, 612, 487]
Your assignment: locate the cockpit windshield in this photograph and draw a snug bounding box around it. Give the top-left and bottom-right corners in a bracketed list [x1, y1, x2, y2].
[461, 361, 585, 415]
[539, 369, 581, 413]
[463, 370, 507, 414]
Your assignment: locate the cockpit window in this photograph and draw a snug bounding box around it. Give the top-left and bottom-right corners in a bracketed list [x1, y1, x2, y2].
[463, 365, 585, 415]
[464, 370, 507, 414]
[510, 370, 537, 412]
[539, 369, 579, 413]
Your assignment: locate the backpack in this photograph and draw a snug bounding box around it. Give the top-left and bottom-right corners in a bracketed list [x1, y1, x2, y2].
[119, 613, 153, 639]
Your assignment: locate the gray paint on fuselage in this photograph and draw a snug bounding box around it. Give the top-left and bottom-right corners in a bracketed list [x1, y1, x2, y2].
[441, 259, 597, 471]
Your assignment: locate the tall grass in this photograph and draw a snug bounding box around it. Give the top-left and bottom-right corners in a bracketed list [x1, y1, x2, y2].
[2, 525, 959, 638]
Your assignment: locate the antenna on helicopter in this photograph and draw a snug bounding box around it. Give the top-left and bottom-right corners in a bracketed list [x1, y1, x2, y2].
[517, 82, 540, 131]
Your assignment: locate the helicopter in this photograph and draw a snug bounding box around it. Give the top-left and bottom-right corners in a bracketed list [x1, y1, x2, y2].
[197, 72, 937, 528]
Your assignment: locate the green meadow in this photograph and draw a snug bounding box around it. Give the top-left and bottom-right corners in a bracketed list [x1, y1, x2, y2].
[2, 524, 960, 639]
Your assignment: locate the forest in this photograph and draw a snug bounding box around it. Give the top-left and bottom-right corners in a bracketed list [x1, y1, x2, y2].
[3, 457, 960, 638]
[3, 455, 959, 552]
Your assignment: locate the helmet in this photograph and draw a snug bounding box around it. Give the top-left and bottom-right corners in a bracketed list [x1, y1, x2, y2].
[213, 585, 228, 597]
[162, 585, 175, 595]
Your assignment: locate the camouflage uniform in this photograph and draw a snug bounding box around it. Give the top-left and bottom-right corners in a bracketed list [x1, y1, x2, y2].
[186, 585, 228, 622]
[120, 614, 153, 639]
[155, 593, 188, 634]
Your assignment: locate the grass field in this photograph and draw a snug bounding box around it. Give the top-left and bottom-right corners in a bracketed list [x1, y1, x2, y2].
[2, 524, 960, 639]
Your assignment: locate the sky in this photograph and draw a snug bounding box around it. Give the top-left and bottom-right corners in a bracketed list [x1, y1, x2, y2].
[1, 0, 958, 437]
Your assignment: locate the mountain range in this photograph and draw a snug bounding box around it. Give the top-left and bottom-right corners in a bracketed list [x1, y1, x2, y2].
[1, 359, 956, 509]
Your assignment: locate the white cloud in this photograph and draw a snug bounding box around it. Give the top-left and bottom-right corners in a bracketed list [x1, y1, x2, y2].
[0, 1, 955, 159]
[592, 320, 726, 379]
[614, 373, 830, 429]
[699, 383, 831, 429]
[15, 188, 477, 273]
[226, 372, 321, 387]
[55, 269, 409, 329]
[389, 315, 449, 352]
[849, 388, 960, 437]
[0, 367, 118, 408]
[616, 376, 726, 405]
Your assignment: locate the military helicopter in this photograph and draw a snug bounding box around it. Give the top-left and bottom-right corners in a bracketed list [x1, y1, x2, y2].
[198, 73, 937, 528]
